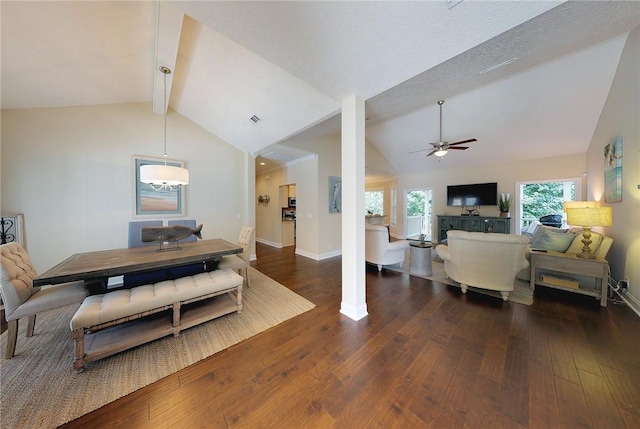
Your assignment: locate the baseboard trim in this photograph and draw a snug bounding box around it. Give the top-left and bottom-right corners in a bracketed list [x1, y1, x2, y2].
[620, 291, 640, 317]
[294, 248, 342, 261]
[255, 238, 282, 249]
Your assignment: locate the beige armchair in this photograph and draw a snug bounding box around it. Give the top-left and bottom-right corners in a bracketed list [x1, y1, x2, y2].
[365, 224, 409, 272]
[218, 226, 254, 287]
[435, 230, 529, 301]
[1, 242, 89, 358]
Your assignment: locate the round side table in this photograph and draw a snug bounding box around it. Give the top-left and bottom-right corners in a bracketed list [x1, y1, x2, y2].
[409, 241, 433, 277]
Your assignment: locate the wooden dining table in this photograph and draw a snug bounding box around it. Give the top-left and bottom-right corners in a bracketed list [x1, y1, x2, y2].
[34, 239, 242, 288]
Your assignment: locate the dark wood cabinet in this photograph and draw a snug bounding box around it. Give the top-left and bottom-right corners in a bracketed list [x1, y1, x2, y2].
[437, 215, 511, 242]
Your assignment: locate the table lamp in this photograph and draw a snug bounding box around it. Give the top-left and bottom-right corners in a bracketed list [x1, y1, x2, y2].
[565, 206, 612, 259]
[563, 200, 599, 211]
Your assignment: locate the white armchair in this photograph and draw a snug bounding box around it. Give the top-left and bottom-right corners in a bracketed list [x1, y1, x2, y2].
[435, 230, 529, 301]
[365, 224, 409, 272]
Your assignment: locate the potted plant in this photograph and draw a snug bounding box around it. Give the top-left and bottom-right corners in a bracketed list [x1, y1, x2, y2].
[499, 193, 511, 217]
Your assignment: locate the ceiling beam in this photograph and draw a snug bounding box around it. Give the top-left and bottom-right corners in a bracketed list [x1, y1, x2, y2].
[153, 1, 184, 115]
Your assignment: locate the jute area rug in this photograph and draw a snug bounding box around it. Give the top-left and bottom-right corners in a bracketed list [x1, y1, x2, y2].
[0, 267, 315, 429]
[385, 248, 533, 305]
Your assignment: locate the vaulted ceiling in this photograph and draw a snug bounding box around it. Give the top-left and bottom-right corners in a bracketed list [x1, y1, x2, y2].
[2, 1, 639, 177]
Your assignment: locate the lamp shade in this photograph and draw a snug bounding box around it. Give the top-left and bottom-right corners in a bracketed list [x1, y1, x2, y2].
[563, 200, 599, 212]
[565, 206, 612, 227]
[140, 164, 189, 187]
[434, 149, 448, 157]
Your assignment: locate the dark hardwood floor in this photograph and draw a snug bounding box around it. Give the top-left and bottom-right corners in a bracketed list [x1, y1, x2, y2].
[62, 243, 640, 428]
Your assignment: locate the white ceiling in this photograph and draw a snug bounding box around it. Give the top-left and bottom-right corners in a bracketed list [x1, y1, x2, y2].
[2, 1, 639, 177]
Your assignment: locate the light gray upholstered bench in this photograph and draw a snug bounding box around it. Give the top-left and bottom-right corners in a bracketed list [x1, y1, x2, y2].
[71, 268, 243, 372]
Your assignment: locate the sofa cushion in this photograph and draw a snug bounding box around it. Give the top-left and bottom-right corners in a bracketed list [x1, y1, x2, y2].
[530, 229, 576, 252]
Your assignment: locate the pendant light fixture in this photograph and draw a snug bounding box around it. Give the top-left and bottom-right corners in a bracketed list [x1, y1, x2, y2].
[140, 66, 189, 191]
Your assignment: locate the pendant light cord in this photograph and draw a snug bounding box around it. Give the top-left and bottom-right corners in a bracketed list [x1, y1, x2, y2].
[160, 66, 171, 166]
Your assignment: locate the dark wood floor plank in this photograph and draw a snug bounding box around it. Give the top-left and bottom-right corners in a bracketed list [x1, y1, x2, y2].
[59, 243, 640, 429]
[403, 339, 446, 387]
[370, 375, 430, 428]
[548, 323, 581, 384]
[600, 365, 640, 428]
[498, 336, 530, 426]
[527, 310, 553, 360]
[408, 334, 466, 423]
[555, 375, 595, 429]
[463, 374, 501, 428]
[579, 369, 627, 429]
[528, 355, 562, 428]
[430, 348, 483, 428]
[478, 316, 509, 384]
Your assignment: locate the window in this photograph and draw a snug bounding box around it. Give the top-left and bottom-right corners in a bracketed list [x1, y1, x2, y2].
[390, 186, 397, 226]
[365, 189, 384, 215]
[405, 188, 433, 240]
[515, 178, 582, 234]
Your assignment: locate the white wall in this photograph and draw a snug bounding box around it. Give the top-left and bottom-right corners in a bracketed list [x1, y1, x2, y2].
[397, 153, 587, 239]
[587, 27, 640, 307]
[1, 103, 248, 273]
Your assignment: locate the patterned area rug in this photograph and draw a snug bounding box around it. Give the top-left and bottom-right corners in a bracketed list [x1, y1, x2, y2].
[0, 268, 315, 429]
[385, 248, 533, 305]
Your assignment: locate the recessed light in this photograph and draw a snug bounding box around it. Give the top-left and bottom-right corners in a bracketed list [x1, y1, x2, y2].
[259, 162, 266, 166]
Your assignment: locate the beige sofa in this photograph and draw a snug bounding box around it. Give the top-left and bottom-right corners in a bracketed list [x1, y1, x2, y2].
[435, 230, 530, 301]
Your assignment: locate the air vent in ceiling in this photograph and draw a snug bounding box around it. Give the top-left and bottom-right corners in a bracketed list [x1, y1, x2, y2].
[249, 115, 261, 124]
[479, 57, 518, 74]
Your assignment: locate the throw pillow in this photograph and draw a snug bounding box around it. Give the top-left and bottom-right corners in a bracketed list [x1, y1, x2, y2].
[530, 229, 576, 252]
[529, 224, 567, 244]
[525, 220, 541, 235]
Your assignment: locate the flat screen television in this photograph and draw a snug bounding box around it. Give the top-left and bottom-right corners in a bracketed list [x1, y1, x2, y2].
[447, 182, 497, 206]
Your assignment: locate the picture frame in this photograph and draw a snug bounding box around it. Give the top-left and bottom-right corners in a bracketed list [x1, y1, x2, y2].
[329, 176, 341, 213]
[604, 136, 622, 203]
[133, 155, 185, 217]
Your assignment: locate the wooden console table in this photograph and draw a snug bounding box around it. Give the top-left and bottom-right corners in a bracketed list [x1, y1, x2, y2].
[437, 215, 510, 242]
[529, 250, 609, 307]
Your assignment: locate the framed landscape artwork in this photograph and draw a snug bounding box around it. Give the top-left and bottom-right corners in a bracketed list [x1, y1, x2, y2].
[604, 136, 622, 203]
[329, 176, 342, 213]
[133, 155, 185, 217]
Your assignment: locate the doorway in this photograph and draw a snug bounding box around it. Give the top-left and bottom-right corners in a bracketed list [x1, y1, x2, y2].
[280, 183, 296, 247]
[405, 188, 433, 240]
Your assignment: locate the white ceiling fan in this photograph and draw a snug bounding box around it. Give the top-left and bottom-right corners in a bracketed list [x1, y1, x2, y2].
[409, 100, 477, 157]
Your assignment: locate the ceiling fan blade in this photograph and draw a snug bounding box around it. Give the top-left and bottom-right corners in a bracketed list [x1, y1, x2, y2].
[409, 142, 440, 154]
[425, 149, 439, 157]
[449, 146, 469, 150]
[449, 138, 477, 147]
[408, 148, 430, 154]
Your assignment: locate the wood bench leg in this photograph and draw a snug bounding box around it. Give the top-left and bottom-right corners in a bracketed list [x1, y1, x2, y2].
[26, 314, 36, 337]
[236, 285, 243, 314]
[6, 319, 18, 358]
[72, 329, 86, 373]
[172, 302, 181, 337]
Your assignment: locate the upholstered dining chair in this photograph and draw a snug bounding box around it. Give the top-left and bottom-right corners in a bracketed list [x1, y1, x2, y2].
[218, 226, 254, 287]
[0, 242, 89, 358]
